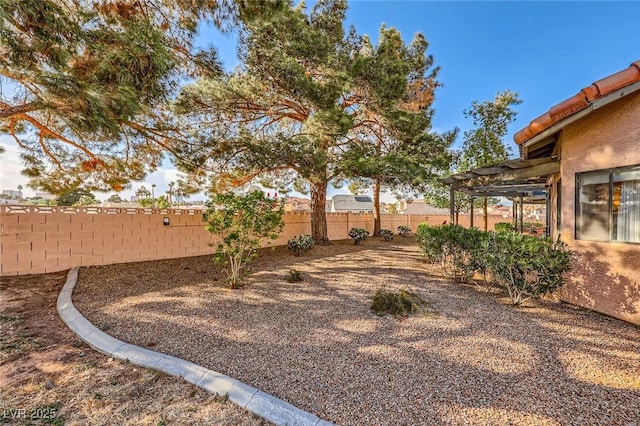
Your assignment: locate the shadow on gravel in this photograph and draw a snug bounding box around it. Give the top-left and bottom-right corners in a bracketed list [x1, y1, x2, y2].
[74, 240, 640, 426]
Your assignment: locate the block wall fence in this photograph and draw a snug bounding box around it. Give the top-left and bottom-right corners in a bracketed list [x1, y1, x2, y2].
[0, 205, 506, 276]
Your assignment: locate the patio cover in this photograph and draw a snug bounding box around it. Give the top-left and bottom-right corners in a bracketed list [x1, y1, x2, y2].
[439, 157, 560, 230]
[439, 157, 559, 197]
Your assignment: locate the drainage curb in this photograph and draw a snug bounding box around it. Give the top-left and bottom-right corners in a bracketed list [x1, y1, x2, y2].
[57, 267, 335, 426]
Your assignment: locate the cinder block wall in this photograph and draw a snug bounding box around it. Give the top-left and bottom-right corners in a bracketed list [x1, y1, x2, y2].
[0, 207, 220, 276]
[1, 206, 505, 277]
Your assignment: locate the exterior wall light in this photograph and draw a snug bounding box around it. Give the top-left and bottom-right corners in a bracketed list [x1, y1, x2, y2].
[163, 217, 170, 226]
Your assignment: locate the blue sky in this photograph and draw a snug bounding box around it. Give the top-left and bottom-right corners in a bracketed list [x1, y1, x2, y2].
[2, 1, 639, 200]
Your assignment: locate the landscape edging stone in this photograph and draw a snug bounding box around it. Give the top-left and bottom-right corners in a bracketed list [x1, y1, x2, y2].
[57, 267, 333, 426]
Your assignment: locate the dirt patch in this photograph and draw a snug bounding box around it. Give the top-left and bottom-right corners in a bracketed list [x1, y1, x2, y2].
[0, 271, 266, 425]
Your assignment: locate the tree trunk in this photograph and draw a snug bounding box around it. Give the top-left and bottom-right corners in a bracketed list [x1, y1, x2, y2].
[483, 197, 488, 231]
[373, 178, 381, 236]
[310, 180, 330, 245]
[455, 210, 459, 225]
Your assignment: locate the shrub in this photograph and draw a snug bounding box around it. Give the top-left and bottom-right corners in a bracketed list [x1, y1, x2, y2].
[287, 234, 314, 256]
[284, 269, 303, 283]
[415, 224, 477, 281]
[397, 226, 411, 237]
[348, 227, 369, 245]
[370, 287, 429, 317]
[415, 223, 442, 263]
[494, 222, 514, 233]
[523, 222, 544, 229]
[416, 224, 573, 305]
[379, 229, 394, 241]
[203, 191, 284, 288]
[487, 233, 572, 305]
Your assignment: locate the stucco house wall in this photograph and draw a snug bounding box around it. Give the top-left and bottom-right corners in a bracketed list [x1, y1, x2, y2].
[556, 90, 640, 325]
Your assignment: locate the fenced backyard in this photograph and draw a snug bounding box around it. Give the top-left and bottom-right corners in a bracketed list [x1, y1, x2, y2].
[0, 205, 505, 276]
[2, 206, 639, 425]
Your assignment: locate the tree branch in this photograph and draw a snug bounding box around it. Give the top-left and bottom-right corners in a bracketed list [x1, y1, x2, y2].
[15, 112, 99, 161]
[0, 101, 42, 119]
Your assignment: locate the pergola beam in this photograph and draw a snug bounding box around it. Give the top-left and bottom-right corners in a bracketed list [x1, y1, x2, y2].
[440, 156, 559, 234]
[449, 186, 455, 224]
[451, 161, 559, 190]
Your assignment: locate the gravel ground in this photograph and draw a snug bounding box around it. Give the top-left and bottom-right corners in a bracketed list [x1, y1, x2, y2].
[1, 271, 266, 426]
[74, 239, 640, 426]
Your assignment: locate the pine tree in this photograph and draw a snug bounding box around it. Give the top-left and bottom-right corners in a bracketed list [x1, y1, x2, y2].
[335, 27, 453, 235]
[174, 0, 451, 243]
[0, 0, 282, 193]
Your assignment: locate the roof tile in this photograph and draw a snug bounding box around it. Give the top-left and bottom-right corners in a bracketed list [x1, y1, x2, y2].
[529, 111, 554, 133]
[581, 85, 600, 102]
[593, 65, 640, 96]
[514, 60, 640, 145]
[549, 92, 589, 121]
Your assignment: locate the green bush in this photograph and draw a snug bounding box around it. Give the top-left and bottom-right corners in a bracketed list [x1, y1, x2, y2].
[397, 226, 411, 237]
[287, 234, 314, 256]
[415, 223, 442, 263]
[523, 222, 544, 229]
[379, 229, 394, 241]
[203, 191, 284, 288]
[415, 224, 477, 281]
[370, 287, 429, 317]
[494, 222, 514, 233]
[348, 227, 369, 245]
[487, 233, 572, 305]
[416, 224, 573, 305]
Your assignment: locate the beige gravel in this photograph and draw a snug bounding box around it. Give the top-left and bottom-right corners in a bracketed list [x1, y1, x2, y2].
[0, 271, 266, 426]
[74, 239, 640, 426]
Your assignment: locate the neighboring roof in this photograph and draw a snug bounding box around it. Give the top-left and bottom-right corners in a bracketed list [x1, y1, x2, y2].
[285, 196, 311, 206]
[514, 60, 640, 146]
[331, 194, 373, 212]
[284, 197, 311, 212]
[398, 200, 449, 215]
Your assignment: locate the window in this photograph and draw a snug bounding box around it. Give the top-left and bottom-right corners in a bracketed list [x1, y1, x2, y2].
[556, 179, 562, 234]
[576, 165, 640, 243]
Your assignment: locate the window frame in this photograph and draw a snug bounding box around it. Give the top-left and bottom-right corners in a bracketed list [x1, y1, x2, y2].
[575, 164, 640, 244]
[556, 179, 562, 235]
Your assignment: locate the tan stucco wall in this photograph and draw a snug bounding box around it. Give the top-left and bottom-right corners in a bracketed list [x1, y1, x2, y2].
[0, 206, 506, 276]
[557, 90, 640, 325]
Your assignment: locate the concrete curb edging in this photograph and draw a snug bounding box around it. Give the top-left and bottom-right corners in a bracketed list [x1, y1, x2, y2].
[57, 267, 335, 426]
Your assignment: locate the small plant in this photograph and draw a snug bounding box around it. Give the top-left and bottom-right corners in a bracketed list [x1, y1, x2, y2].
[370, 287, 430, 317]
[379, 229, 394, 241]
[0, 314, 22, 323]
[284, 268, 303, 283]
[397, 225, 411, 237]
[494, 222, 515, 233]
[203, 191, 285, 288]
[348, 227, 369, 245]
[287, 234, 314, 256]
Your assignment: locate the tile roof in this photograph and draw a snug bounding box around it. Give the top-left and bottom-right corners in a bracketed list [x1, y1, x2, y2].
[398, 200, 449, 215]
[514, 60, 640, 145]
[331, 194, 373, 212]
